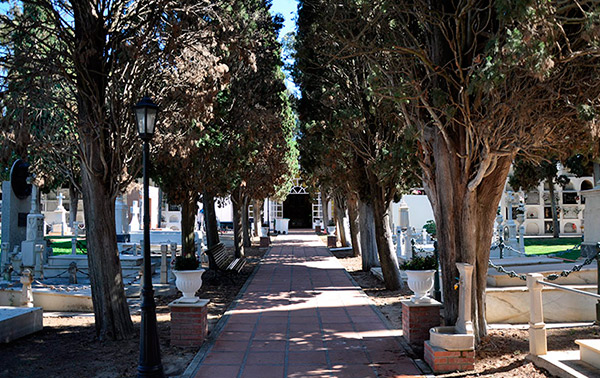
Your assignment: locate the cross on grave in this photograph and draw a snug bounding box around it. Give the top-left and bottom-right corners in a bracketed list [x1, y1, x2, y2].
[56, 193, 65, 210]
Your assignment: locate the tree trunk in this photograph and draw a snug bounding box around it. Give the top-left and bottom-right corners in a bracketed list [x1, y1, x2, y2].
[203, 192, 220, 254]
[81, 170, 134, 340]
[369, 180, 402, 290]
[253, 199, 263, 237]
[347, 193, 361, 257]
[180, 195, 198, 257]
[548, 180, 560, 238]
[231, 186, 245, 258]
[334, 195, 349, 246]
[358, 199, 379, 270]
[242, 195, 251, 248]
[423, 132, 514, 342]
[69, 184, 79, 229]
[72, 2, 133, 340]
[322, 190, 330, 226]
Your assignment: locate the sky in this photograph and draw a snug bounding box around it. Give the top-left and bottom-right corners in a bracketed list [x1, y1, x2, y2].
[269, 0, 299, 95]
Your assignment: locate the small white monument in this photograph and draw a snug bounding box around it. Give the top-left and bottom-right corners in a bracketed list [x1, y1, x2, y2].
[115, 195, 129, 235]
[129, 200, 141, 232]
[21, 181, 45, 269]
[45, 192, 69, 235]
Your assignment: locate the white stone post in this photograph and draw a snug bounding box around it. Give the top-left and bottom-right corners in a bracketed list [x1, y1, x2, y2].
[160, 244, 168, 284]
[169, 243, 178, 281]
[456, 263, 474, 335]
[527, 273, 547, 356]
[506, 191, 519, 253]
[20, 269, 34, 307]
[1, 242, 9, 277]
[71, 221, 80, 255]
[34, 244, 44, 279]
[404, 227, 413, 258]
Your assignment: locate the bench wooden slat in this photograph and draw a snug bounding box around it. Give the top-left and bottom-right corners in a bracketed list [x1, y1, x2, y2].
[205, 242, 245, 273]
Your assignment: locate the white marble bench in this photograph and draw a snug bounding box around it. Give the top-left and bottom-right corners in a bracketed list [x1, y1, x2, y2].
[575, 339, 600, 369]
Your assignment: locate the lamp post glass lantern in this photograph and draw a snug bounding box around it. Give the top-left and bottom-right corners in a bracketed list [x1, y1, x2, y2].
[135, 96, 164, 378]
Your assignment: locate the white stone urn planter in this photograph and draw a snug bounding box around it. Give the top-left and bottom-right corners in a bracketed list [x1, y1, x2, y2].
[261, 226, 269, 237]
[327, 226, 336, 235]
[173, 269, 205, 302]
[406, 270, 436, 303]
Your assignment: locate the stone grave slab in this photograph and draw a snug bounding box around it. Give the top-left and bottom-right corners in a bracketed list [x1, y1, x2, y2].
[0, 306, 43, 343]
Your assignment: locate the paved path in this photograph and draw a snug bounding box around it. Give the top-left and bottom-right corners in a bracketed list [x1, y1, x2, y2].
[188, 231, 423, 378]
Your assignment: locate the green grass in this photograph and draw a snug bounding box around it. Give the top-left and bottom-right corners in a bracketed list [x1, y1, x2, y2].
[524, 237, 582, 260]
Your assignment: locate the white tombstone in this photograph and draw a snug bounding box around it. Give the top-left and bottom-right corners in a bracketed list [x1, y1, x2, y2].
[404, 227, 413, 258]
[505, 191, 519, 254]
[129, 200, 141, 232]
[398, 199, 410, 229]
[21, 184, 45, 268]
[582, 164, 600, 257]
[46, 192, 69, 235]
[115, 195, 129, 235]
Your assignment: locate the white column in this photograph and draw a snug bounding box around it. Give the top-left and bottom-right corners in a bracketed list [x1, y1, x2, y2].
[527, 273, 547, 356]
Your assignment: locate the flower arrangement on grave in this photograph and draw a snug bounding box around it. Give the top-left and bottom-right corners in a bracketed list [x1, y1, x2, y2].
[399, 254, 438, 271]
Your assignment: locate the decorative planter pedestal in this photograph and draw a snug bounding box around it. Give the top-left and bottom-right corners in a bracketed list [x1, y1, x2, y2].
[260, 236, 270, 248]
[401, 299, 441, 354]
[169, 298, 209, 347]
[327, 236, 336, 248]
[425, 263, 475, 373]
[315, 225, 321, 234]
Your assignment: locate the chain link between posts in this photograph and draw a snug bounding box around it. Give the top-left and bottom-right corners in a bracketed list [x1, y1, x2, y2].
[488, 250, 599, 281]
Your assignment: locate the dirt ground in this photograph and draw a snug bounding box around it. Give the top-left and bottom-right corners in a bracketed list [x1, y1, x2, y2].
[329, 246, 600, 378]
[0, 245, 266, 378]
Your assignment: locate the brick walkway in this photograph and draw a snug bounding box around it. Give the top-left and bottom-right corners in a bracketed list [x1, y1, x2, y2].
[188, 231, 423, 378]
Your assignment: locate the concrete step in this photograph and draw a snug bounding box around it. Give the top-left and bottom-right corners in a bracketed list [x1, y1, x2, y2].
[576, 340, 600, 370]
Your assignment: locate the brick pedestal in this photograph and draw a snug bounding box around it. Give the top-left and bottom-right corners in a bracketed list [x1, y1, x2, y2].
[259, 236, 270, 248]
[169, 298, 209, 347]
[401, 299, 441, 353]
[315, 226, 321, 234]
[327, 235, 336, 248]
[424, 341, 475, 373]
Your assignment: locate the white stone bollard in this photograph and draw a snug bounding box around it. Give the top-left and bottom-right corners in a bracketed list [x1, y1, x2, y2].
[20, 269, 34, 307]
[169, 243, 178, 281]
[160, 245, 168, 284]
[527, 273, 547, 356]
[34, 244, 44, 279]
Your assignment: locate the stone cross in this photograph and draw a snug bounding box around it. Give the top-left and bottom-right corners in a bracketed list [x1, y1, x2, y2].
[20, 269, 34, 307]
[56, 193, 65, 210]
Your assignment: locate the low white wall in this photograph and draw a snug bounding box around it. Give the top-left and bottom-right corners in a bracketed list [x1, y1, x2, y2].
[0, 289, 93, 312]
[486, 285, 596, 324]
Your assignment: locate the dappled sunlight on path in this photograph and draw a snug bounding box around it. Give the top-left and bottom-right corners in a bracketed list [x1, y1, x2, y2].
[189, 231, 423, 378]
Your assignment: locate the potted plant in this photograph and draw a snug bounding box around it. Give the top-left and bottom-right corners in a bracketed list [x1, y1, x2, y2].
[327, 220, 336, 235]
[173, 254, 205, 303]
[399, 254, 438, 303]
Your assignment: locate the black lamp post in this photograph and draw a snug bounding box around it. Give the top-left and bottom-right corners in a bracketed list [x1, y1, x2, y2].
[134, 97, 164, 378]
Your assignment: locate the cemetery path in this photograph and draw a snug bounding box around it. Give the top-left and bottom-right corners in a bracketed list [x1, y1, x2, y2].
[185, 231, 424, 378]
